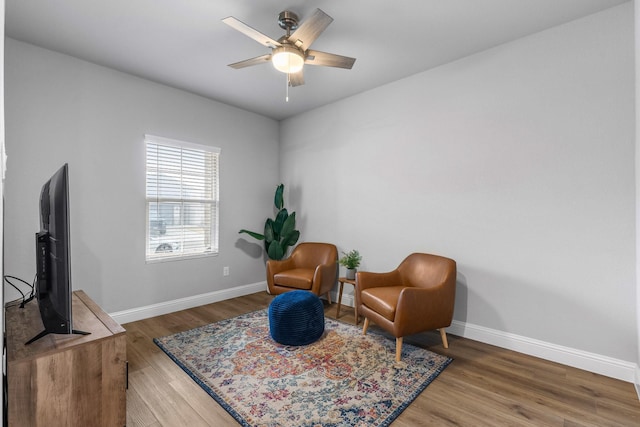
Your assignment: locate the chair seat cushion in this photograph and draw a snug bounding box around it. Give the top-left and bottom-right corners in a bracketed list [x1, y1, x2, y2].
[361, 286, 408, 321]
[273, 268, 314, 290]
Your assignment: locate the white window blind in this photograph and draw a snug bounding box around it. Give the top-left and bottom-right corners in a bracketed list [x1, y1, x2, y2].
[145, 135, 220, 261]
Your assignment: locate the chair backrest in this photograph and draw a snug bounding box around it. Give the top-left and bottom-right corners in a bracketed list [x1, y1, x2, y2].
[397, 253, 456, 289]
[290, 242, 337, 268]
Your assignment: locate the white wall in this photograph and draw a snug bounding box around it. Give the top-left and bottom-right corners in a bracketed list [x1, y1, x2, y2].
[281, 3, 636, 367]
[634, 0, 640, 397]
[1, 1, 5, 424]
[3, 38, 279, 313]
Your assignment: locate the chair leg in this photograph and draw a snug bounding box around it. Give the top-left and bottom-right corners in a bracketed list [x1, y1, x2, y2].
[440, 328, 449, 348]
[362, 318, 370, 335]
[396, 337, 403, 362]
[326, 292, 332, 305]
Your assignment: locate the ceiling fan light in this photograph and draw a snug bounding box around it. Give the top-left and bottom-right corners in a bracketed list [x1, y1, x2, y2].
[272, 47, 304, 74]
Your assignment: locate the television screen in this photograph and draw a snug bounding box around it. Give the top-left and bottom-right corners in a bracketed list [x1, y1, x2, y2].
[27, 163, 87, 345]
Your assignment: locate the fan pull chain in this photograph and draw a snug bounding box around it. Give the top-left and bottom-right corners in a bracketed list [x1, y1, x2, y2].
[286, 73, 290, 102]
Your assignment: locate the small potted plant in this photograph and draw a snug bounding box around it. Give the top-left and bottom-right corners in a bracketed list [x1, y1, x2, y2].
[339, 249, 362, 280]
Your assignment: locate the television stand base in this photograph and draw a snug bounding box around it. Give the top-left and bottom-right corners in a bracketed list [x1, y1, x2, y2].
[25, 328, 90, 345]
[7, 290, 127, 426]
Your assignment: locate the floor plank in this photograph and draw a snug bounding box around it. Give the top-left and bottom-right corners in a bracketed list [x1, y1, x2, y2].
[124, 292, 640, 426]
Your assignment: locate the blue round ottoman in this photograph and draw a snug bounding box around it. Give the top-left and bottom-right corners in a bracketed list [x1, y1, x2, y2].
[268, 290, 325, 346]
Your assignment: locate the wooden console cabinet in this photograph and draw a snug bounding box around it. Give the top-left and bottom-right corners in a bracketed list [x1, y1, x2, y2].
[6, 290, 126, 426]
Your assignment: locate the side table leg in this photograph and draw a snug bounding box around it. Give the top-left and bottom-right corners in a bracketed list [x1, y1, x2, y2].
[337, 281, 344, 319]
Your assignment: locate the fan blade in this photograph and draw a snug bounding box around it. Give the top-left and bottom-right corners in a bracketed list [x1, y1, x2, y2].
[289, 70, 304, 87]
[305, 50, 356, 69]
[228, 54, 272, 69]
[287, 9, 333, 51]
[222, 16, 281, 48]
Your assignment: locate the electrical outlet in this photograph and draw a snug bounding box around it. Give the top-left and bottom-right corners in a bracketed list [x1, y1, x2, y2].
[223, 266, 230, 276]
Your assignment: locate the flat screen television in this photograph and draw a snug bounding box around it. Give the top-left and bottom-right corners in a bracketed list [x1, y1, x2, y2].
[26, 163, 88, 345]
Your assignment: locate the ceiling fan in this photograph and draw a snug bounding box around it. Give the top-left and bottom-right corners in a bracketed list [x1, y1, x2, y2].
[222, 9, 356, 88]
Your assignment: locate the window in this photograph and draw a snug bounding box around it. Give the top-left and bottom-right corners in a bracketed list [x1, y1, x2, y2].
[145, 135, 220, 261]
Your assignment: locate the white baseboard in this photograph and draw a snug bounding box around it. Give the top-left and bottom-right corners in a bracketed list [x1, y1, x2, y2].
[109, 281, 267, 325]
[635, 366, 640, 400]
[111, 285, 638, 384]
[447, 320, 637, 383]
[332, 292, 355, 307]
[332, 292, 637, 383]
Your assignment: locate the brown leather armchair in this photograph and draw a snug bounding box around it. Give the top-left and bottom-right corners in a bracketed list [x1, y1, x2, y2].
[356, 253, 457, 362]
[266, 242, 338, 302]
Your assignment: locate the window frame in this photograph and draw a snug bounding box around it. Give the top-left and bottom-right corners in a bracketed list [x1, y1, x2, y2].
[144, 134, 220, 263]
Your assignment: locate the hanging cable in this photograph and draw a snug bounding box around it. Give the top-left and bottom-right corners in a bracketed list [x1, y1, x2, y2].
[4, 274, 36, 308]
[286, 73, 290, 102]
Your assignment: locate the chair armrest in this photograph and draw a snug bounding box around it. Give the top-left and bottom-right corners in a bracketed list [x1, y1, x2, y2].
[266, 257, 296, 276]
[356, 270, 402, 291]
[355, 270, 402, 313]
[310, 261, 338, 295]
[266, 257, 298, 290]
[395, 284, 456, 333]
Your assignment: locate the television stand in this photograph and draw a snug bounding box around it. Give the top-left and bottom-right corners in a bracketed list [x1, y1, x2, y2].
[24, 327, 90, 345]
[6, 290, 127, 426]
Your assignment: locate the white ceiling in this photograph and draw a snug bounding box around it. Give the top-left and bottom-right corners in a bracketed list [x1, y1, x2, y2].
[5, 0, 629, 121]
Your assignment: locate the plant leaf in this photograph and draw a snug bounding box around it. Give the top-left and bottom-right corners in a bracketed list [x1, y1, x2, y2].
[282, 230, 300, 247]
[280, 211, 296, 239]
[238, 229, 265, 241]
[273, 209, 288, 237]
[274, 184, 284, 210]
[264, 219, 275, 242]
[267, 241, 285, 260]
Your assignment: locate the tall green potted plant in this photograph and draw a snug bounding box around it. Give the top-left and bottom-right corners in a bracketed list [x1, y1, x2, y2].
[239, 184, 300, 260]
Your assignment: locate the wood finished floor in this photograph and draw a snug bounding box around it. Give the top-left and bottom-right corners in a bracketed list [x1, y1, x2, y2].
[124, 292, 640, 426]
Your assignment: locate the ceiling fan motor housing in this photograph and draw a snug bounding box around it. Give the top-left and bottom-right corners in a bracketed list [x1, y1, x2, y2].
[278, 11, 299, 32]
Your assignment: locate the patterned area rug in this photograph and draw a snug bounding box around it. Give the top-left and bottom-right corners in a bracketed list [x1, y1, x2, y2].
[154, 309, 452, 427]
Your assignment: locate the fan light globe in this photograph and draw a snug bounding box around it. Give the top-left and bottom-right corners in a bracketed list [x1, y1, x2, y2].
[272, 47, 304, 74]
